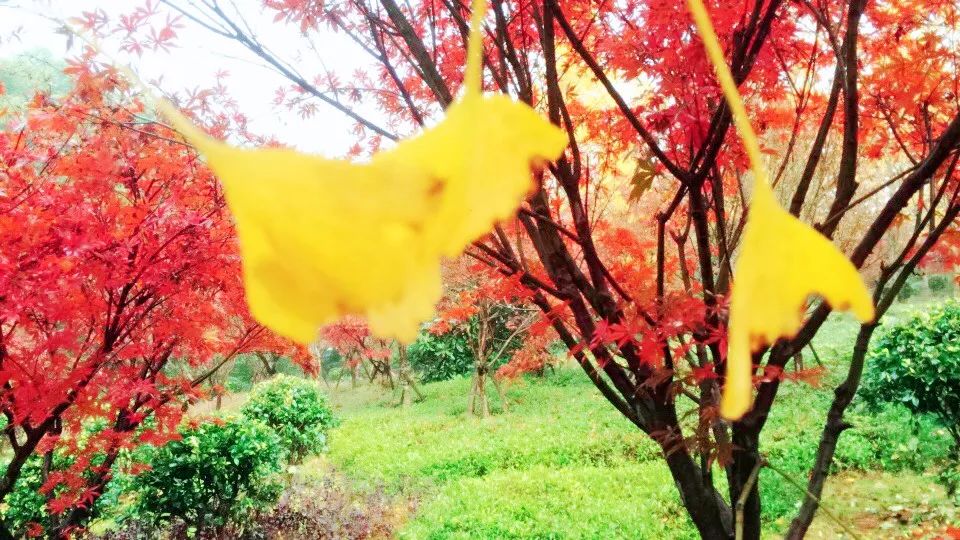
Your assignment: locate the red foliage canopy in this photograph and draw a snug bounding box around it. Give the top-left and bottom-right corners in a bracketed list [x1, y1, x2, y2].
[0, 59, 308, 531]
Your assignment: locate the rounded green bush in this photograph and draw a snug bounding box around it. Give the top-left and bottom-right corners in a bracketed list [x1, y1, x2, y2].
[897, 279, 917, 301]
[129, 417, 285, 535]
[241, 375, 337, 463]
[862, 302, 960, 450]
[407, 331, 474, 383]
[928, 274, 952, 294]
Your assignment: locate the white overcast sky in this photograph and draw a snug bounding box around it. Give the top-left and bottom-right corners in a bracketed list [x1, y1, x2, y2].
[0, 0, 377, 156]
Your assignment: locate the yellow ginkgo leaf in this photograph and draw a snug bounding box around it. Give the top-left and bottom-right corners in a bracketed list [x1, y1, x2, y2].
[154, 0, 567, 345]
[686, 0, 875, 419]
[723, 181, 875, 418]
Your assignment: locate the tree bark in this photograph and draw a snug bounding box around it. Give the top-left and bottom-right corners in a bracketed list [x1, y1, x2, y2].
[396, 347, 423, 406]
[728, 425, 762, 540]
[664, 447, 733, 540]
[786, 323, 875, 538]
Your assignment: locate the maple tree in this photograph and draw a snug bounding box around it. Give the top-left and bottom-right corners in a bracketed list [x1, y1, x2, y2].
[427, 259, 544, 416]
[0, 57, 310, 537]
[321, 318, 423, 403]
[87, 0, 960, 538]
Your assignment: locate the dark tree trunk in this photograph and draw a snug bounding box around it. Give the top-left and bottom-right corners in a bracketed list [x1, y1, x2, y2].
[786, 324, 876, 539]
[728, 426, 762, 540]
[664, 447, 733, 540]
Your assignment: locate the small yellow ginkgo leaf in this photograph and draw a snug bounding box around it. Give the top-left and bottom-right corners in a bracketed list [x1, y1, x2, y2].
[687, 0, 875, 419]
[155, 0, 567, 345]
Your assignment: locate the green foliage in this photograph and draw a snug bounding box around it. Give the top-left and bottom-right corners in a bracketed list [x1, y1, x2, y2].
[928, 274, 953, 294]
[407, 330, 474, 383]
[759, 400, 951, 525]
[241, 375, 338, 463]
[861, 302, 960, 445]
[897, 278, 917, 301]
[323, 310, 957, 538]
[860, 302, 960, 501]
[940, 461, 960, 501]
[128, 417, 285, 535]
[3, 455, 58, 536]
[3, 453, 118, 536]
[409, 303, 527, 383]
[318, 347, 344, 378]
[226, 353, 304, 392]
[2, 419, 132, 537]
[0, 49, 70, 112]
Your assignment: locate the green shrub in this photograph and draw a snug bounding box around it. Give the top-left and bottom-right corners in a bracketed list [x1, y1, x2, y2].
[129, 417, 285, 535]
[2, 455, 118, 537]
[861, 302, 960, 442]
[862, 302, 960, 498]
[241, 375, 337, 463]
[2, 454, 119, 537]
[896, 272, 924, 301]
[940, 461, 960, 500]
[318, 347, 344, 379]
[928, 274, 952, 294]
[3, 455, 59, 536]
[407, 330, 473, 383]
[2, 418, 132, 537]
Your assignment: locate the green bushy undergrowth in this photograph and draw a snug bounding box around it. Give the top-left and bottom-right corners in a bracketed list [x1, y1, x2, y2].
[5, 305, 953, 539]
[242, 375, 338, 463]
[127, 417, 286, 535]
[861, 301, 960, 439]
[92, 377, 339, 536]
[4, 454, 69, 536]
[1, 418, 148, 537]
[928, 274, 952, 293]
[328, 374, 658, 491]
[400, 465, 696, 540]
[860, 301, 960, 497]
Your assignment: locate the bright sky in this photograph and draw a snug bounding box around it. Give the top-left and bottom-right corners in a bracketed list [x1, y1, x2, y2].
[0, 0, 377, 156]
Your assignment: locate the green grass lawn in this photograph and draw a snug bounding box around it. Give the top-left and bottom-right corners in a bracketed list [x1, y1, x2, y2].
[202, 298, 956, 538]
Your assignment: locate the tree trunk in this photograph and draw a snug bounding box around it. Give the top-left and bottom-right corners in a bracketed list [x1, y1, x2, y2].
[728, 426, 762, 540]
[664, 447, 734, 540]
[0, 431, 43, 502]
[396, 347, 423, 406]
[472, 366, 490, 418]
[467, 372, 477, 415]
[787, 324, 876, 538]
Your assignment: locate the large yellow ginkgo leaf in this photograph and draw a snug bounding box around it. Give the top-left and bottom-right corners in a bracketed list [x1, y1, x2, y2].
[154, 0, 567, 344]
[687, 0, 875, 419]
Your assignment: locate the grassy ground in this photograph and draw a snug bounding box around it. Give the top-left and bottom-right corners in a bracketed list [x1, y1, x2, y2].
[209, 298, 958, 539]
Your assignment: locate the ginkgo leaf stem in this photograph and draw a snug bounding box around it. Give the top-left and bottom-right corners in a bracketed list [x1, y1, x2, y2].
[464, 0, 488, 97]
[687, 0, 768, 187]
